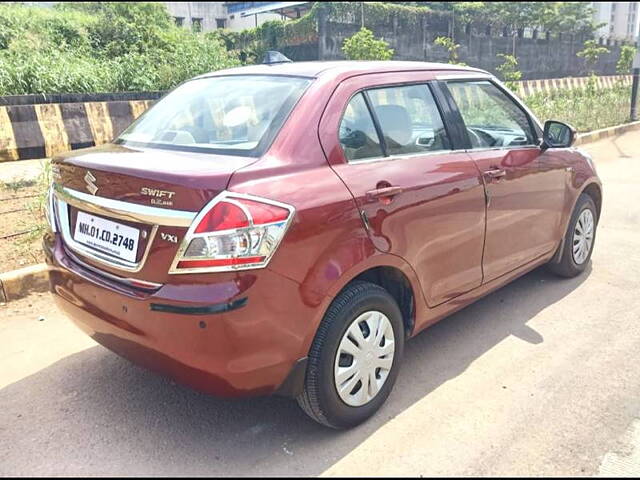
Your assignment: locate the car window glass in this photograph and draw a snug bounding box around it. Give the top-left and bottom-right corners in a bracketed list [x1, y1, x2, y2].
[339, 93, 384, 161]
[117, 75, 310, 156]
[367, 84, 451, 156]
[447, 80, 535, 148]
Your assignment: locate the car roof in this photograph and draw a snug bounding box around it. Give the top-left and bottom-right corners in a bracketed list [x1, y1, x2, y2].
[196, 60, 488, 80]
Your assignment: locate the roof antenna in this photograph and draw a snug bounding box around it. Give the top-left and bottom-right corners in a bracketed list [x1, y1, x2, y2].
[262, 51, 293, 65]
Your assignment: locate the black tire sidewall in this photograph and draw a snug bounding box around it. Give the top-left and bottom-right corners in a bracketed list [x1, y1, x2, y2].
[315, 285, 404, 429]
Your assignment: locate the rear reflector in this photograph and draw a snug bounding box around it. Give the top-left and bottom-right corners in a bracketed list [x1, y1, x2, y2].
[176, 256, 266, 269]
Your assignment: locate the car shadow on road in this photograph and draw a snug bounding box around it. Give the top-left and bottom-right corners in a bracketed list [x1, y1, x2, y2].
[0, 265, 591, 476]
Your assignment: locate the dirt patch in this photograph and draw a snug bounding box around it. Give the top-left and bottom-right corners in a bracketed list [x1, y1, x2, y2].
[0, 180, 47, 272]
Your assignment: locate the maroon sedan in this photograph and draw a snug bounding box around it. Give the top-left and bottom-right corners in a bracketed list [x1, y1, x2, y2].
[44, 60, 602, 429]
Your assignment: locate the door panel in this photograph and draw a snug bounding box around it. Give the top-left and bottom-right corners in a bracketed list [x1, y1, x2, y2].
[319, 74, 486, 306]
[446, 79, 566, 282]
[470, 148, 563, 281]
[331, 153, 486, 305]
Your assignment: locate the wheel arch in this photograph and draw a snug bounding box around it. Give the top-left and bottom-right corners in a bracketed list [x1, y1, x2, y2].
[581, 181, 602, 221]
[551, 179, 602, 265]
[349, 266, 416, 338]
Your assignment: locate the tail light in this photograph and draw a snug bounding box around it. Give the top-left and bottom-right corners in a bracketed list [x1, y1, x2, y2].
[169, 192, 295, 274]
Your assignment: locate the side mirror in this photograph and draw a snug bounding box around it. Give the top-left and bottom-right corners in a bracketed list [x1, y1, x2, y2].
[542, 120, 576, 149]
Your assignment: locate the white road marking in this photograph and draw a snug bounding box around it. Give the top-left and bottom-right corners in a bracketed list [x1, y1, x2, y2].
[598, 419, 640, 477]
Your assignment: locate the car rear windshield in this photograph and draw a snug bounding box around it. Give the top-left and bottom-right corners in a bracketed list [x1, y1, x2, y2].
[116, 75, 312, 157]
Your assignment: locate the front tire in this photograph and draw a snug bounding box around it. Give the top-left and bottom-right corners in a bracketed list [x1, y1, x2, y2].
[549, 193, 598, 278]
[297, 281, 405, 429]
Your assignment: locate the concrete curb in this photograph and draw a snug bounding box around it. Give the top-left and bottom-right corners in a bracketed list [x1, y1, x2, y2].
[0, 264, 49, 303]
[575, 120, 640, 145]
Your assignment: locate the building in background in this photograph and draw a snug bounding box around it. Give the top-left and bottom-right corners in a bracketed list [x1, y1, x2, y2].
[163, 2, 311, 32]
[592, 2, 640, 42]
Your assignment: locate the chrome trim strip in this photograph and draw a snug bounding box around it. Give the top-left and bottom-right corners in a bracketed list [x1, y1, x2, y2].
[45, 184, 58, 233]
[347, 148, 466, 165]
[55, 193, 159, 273]
[463, 144, 540, 154]
[53, 185, 197, 228]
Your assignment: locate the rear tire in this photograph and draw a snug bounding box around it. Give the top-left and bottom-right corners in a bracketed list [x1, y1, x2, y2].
[548, 193, 598, 278]
[297, 281, 404, 429]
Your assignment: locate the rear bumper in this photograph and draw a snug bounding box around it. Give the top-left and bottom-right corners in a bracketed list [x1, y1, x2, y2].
[44, 232, 321, 398]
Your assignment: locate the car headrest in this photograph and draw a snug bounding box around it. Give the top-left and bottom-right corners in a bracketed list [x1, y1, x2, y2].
[375, 104, 412, 146]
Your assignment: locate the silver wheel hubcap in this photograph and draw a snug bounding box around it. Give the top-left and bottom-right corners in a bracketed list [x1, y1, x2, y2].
[573, 208, 594, 265]
[334, 310, 395, 407]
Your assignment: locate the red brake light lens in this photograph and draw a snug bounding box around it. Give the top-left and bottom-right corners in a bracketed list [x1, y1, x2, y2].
[171, 192, 295, 273]
[239, 199, 290, 225]
[194, 201, 249, 233]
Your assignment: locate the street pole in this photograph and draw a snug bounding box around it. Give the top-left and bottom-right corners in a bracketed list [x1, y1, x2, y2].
[631, 52, 640, 121]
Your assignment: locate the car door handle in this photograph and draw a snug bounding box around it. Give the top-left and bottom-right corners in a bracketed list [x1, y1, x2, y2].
[484, 168, 507, 179]
[366, 186, 404, 200]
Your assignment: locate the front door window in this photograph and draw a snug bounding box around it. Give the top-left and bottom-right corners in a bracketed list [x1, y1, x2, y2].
[447, 80, 536, 149]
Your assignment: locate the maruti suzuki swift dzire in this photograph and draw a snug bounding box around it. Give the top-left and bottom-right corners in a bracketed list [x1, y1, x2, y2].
[44, 59, 602, 429]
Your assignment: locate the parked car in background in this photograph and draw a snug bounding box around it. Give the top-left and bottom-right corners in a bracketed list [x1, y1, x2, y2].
[43, 59, 602, 429]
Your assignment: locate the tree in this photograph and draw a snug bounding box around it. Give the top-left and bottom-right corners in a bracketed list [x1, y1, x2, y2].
[434, 36, 465, 65]
[342, 27, 394, 61]
[495, 54, 522, 91]
[414, 2, 597, 37]
[617, 45, 637, 75]
[544, 2, 597, 35]
[577, 40, 610, 74]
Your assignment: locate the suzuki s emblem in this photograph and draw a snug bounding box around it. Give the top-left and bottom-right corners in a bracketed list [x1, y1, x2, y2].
[84, 171, 98, 195]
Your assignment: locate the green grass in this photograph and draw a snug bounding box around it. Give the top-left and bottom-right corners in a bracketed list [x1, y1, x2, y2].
[525, 80, 634, 132]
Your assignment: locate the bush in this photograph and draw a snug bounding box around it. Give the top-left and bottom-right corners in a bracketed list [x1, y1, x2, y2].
[495, 54, 522, 91]
[577, 40, 610, 74]
[342, 27, 394, 61]
[434, 36, 465, 66]
[617, 45, 637, 75]
[0, 3, 95, 51]
[0, 44, 116, 95]
[526, 83, 631, 132]
[0, 2, 240, 95]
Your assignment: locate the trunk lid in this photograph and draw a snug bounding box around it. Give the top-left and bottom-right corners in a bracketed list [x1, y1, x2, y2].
[52, 143, 259, 284]
[53, 143, 257, 210]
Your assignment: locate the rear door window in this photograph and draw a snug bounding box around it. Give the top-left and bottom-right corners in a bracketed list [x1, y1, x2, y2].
[339, 93, 385, 161]
[366, 84, 451, 156]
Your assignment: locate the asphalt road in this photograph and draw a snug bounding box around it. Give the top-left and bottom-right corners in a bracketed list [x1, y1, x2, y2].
[1, 131, 640, 476]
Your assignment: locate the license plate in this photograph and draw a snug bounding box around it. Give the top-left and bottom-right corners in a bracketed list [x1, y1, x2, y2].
[74, 211, 140, 263]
